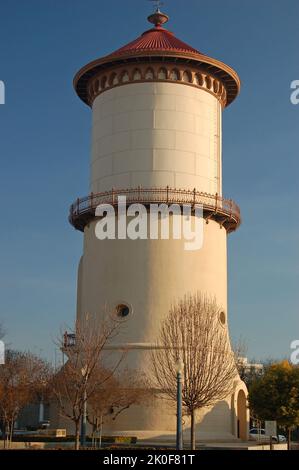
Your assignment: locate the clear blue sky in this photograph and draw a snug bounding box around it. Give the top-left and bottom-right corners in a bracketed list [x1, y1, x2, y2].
[0, 0, 298, 363]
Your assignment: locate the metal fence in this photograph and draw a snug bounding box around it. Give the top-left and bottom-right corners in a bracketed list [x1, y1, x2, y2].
[69, 187, 241, 232]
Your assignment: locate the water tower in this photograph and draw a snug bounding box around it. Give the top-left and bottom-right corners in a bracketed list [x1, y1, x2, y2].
[68, 8, 248, 441]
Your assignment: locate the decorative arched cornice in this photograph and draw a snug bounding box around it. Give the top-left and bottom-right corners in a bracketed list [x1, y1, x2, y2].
[86, 61, 228, 107]
[74, 52, 240, 108]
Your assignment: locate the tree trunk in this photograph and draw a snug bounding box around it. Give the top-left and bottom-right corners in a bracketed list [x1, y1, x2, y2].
[3, 422, 8, 449]
[6, 422, 11, 449]
[190, 409, 196, 450]
[9, 419, 14, 447]
[75, 421, 80, 450]
[288, 428, 291, 451]
[92, 422, 97, 448]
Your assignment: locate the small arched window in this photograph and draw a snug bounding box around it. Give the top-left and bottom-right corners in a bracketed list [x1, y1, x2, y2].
[101, 76, 107, 89]
[133, 69, 142, 81]
[205, 76, 212, 89]
[213, 80, 219, 93]
[94, 79, 99, 92]
[109, 73, 118, 86]
[158, 68, 167, 80]
[121, 71, 129, 83]
[194, 73, 204, 86]
[170, 69, 179, 81]
[182, 71, 191, 83]
[145, 68, 154, 80]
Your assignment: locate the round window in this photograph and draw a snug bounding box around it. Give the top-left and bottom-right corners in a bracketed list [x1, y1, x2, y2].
[219, 311, 226, 325]
[116, 304, 130, 318]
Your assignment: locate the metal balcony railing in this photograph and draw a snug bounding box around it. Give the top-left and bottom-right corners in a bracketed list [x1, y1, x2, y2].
[69, 187, 241, 233]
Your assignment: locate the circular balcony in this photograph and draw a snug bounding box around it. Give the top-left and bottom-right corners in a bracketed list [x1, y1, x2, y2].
[69, 187, 241, 234]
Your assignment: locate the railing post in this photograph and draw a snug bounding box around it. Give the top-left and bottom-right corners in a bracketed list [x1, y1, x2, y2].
[138, 185, 141, 202]
[193, 188, 196, 207]
[63, 331, 67, 348]
[215, 193, 218, 212]
[76, 198, 80, 215]
[166, 185, 169, 204]
[90, 192, 94, 210]
[112, 188, 114, 206]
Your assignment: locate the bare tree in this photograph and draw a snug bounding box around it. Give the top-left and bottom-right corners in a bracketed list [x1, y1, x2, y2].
[86, 371, 118, 446]
[87, 369, 150, 446]
[151, 292, 238, 450]
[110, 370, 150, 421]
[51, 313, 126, 450]
[233, 339, 264, 389]
[0, 351, 51, 448]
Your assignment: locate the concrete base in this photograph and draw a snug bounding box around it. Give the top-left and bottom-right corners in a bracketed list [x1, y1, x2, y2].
[49, 379, 249, 444]
[0, 441, 288, 451]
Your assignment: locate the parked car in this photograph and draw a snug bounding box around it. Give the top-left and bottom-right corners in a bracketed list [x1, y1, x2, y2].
[249, 428, 287, 442]
[39, 420, 50, 430]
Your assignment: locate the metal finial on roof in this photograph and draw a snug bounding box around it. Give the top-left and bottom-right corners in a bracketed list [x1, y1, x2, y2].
[148, 0, 169, 27]
[148, 0, 164, 11]
[147, 10, 169, 28]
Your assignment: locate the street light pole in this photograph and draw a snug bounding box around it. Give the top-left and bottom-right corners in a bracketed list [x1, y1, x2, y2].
[80, 387, 87, 447]
[80, 366, 88, 448]
[176, 358, 184, 450]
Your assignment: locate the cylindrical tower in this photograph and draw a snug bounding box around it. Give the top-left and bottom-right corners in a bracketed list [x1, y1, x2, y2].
[69, 10, 248, 441]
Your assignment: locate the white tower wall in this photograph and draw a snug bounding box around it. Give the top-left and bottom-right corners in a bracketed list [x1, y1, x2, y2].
[76, 217, 230, 437]
[91, 82, 222, 195]
[77, 218, 227, 354]
[72, 79, 244, 440]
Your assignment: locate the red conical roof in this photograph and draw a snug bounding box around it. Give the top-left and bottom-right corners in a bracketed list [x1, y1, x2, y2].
[108, 26, 202, 58]
[74, 9, 241, 107]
